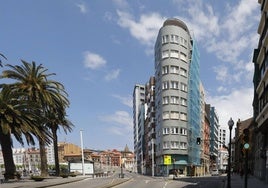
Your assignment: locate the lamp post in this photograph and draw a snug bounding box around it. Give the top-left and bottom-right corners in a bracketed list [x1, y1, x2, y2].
[227, 118, 234, 188]
[80, 130, 85, 176]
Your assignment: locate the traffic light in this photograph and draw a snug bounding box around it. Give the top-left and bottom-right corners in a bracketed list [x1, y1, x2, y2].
[196, 137, 201, 145]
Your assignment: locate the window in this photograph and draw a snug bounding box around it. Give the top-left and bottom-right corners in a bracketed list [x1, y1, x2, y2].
[170, 111, 179, 119]
[180, 68, 187, 77]
[170, 96, 179, 104]
[163, 111, 169, 120]
[181, 97, 187, 106]
[162, 81, 169, 90]
[180, 112, 187, 121]
[162, 66, 169, 74]
[170, 66, 179, 74]
[180, 142, 187, 149]
[163, 127, 169, 135]
[163, 96, 169, 104]
[180, 128, 187, 135]
[162, 35, 169, 44]
[170, 81, 179, 89]
[162, 50, 169, 59]
[180, 52, 187, 62]
[181, 83, 187, 92]
[170, 35, 179, 43]
[170, 50, 179, 58]
[163, 141, 169, 149]
[170, 141, 179, 149]
[170, 127, 179, 134]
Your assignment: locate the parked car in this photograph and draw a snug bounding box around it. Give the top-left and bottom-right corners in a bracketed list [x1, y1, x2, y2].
[211, 169, 219, 176]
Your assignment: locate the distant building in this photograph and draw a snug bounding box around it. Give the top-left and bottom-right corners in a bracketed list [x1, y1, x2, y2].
[133, 84, 145, 173]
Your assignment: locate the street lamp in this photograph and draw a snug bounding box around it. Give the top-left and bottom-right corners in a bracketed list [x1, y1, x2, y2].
[80, 130, 85, 176]
[227, 118, 234, 188]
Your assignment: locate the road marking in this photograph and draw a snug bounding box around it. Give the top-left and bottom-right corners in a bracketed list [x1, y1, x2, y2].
[163, 182, 168, 188]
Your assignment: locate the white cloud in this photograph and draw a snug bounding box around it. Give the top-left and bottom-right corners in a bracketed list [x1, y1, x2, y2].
[105, 69, 121, 81]
[99, 111, 133, 135]
[112, 94, 132, 107]
[116, 10, 165, 48]
[83, 51, 106, 70]
[206, 87, 253, 128]
[76, 3, 87, 14]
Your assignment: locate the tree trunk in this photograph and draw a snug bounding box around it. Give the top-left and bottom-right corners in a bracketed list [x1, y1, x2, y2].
[52, 125, 60, 176]
[0, 131, 16, 179]
[39, 138, 48, 177]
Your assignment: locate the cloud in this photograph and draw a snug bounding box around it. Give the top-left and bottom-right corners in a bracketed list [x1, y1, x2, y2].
[112, 0, 129, 9]
[112, 94, 132, 107]
[105, 69, 121, 81]
[206, 87, 253, 128]
[99, 111, 133, 135]
[116, 10, 165, 48]
[83, 51, 106, 70]
[76, 3, 88, 14]
[174, 0, 259, 86]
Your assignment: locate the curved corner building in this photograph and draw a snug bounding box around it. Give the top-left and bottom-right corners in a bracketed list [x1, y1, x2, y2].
[154, 18, 201, 176]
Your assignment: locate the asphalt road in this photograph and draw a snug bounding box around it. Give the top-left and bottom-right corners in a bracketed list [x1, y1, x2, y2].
[49, 173, 226, 188]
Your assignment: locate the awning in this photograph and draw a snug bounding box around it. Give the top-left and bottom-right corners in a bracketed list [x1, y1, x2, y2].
[174, 160, 188, 165]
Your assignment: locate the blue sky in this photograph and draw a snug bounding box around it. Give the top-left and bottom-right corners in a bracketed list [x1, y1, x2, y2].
[1, 0, 259, 151]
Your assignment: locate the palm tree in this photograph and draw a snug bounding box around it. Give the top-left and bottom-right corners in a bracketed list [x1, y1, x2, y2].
[1, 60, 72, 177]
[46, 108, 73, 176]
[0, 53, 7, 67]
[0, 86, 50, 179]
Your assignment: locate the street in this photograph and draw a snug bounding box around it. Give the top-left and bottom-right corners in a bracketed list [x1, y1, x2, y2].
[50, 172, 226, 188]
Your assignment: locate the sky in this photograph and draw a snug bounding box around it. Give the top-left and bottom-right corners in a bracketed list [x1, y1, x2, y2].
[1, 0, 260, 151]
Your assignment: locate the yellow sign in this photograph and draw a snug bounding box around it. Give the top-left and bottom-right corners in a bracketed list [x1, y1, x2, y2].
[164, 155, 171, 165]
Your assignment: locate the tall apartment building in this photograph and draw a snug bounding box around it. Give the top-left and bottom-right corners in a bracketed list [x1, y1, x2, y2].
[205, 104, 219, 169]
[132, 84, 145, 173]
[154, 18, 201, 176]
[144, 77, 156, 175]
[252, 0, 268, 183]
[219, 127, 227, 148]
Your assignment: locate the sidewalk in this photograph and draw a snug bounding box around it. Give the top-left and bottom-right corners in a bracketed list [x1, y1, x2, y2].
[0, 176, 88, 188]
[224, 174, 267, 188]
[0, 175, 130, 188]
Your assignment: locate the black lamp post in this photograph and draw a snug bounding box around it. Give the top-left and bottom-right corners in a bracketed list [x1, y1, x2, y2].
[227, 118, 234, 188]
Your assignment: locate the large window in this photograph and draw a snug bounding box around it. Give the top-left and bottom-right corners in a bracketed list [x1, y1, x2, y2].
[170, 34, 179, 44]
[180, 112, 187, 121]
[181, 83, 187, 92]
[170, 66, 179, 74]
[162, 50, 169, 59]
[181, 97, 187, 106]
[180, 52, 187, 62]
[162, 81, 169, 90]
[162, 66, 169, 74]
[170, 50, 179, 58]
[163, 127, 169, 135]
[163, 111, 169, 120]
[180, 142, 187, 149]
[180, 128, 187, 135]
[163, 96, 169, 104]
[170, 111, 179, 119]
[162, 35, 169, 44]
[180, 68, 187, 77]
[170, 127, 179, 134]
[170, 81, 179, 89]
[163, 141, 169, 149]
[170, 141, 179, 149]
[170, 96, 179, 104]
